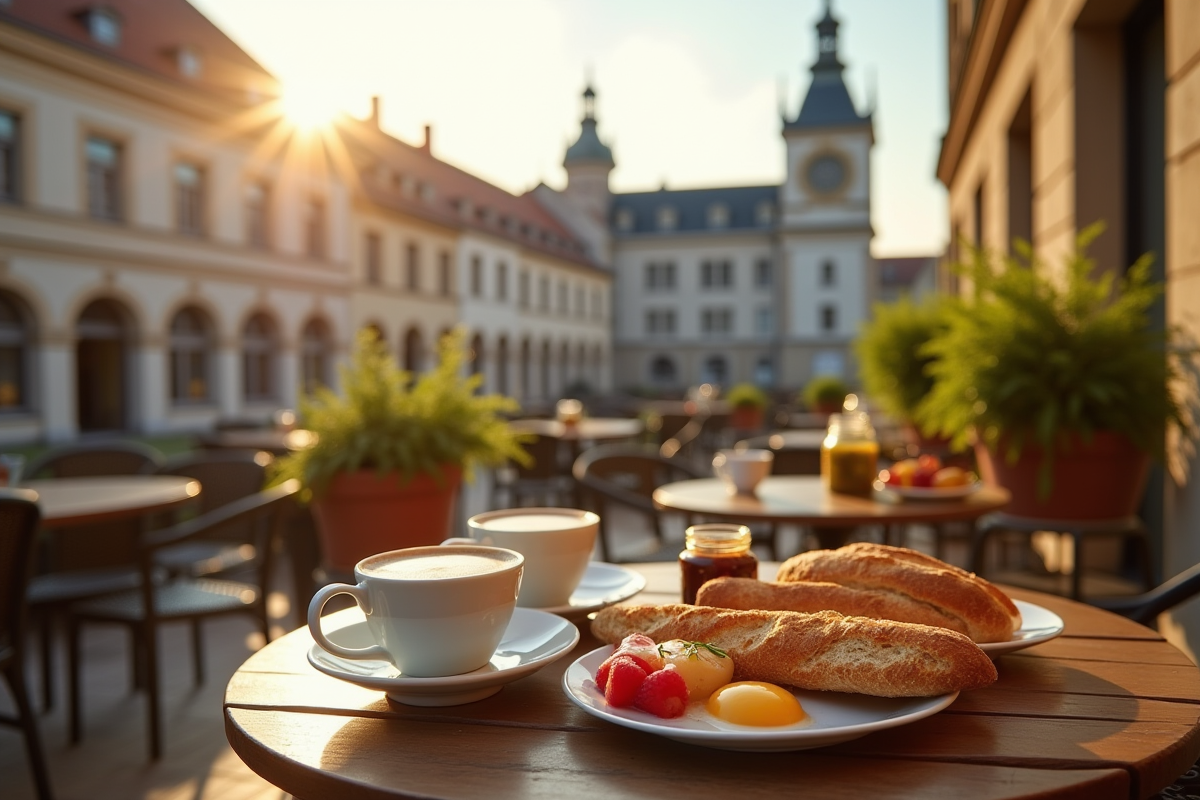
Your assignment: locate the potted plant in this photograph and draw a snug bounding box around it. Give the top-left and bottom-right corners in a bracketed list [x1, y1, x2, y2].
[272, 328, 530, 572]
[915, 223, 1193, 519]
[856, 294, 952, 447]
[725, 383, 769, 430]
[802, 375, 849, 415]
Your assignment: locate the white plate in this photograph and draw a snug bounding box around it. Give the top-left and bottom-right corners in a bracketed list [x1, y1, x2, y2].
[874, 479, 983, 500]
[308, 608, 579, 706]
[563, 646, 958, 752]
[978, 599, 1064, 658]
[533, 562, 646, 621]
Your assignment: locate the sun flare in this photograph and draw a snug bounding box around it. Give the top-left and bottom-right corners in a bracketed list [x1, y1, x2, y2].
[280, 80, 343, 130]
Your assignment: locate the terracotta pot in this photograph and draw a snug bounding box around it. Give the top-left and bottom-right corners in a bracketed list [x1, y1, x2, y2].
[975, 432, 1149, 520]
[730, 405, 765, 431]
[311, 465, 463, 573]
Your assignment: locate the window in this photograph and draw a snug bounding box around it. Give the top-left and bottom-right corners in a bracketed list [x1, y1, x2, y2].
[245, 181, 269, 248]
[575, 286, 585, 315]
[0, 292, 30, 410]
[820, 304, 838, 332]
[0, 110, 18, 202]
[87, 8, 122, 47]
[303, 197, 325, 259]
[438, 251, 452, 296]
[645, 261, 677, 291]
[646, 309, 676, 336]
[649, 355, 677, 384]
[470, 255, 483, 297]
[820, 260, 836, 287]
[365, 231, 382, 285]
[707, 203, 729, 228]
[702, 355, 728, 385]
[174, 162, 204, 235]
[518, 270, 530, 308]
[406, 242, 420, 291]
[754, 357, 774, 386]
[496, 262, 508, 301]
[755, 306, 774, 336]
[755, 201, 774, 226]
[86, 136, 121, 220]
[301, 318, 332, 392]
[591, 289, 602, 320]
[701, 260, 733, 289]
[701, 307, 733, 335]
[169, 306, 212, 403]
[754, 258, 773, 288]
[615, 208, 635, 232]
[538, 276, 550, 310]
[242, 313, 278, 402]
[557, 281, 568, 314]
[656, 206, 677, 231]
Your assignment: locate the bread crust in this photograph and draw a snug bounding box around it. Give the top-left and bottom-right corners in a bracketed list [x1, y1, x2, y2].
[696, 576, 970, 636]
[775, 543, 1020, 643]
[591, 604, 997, 698]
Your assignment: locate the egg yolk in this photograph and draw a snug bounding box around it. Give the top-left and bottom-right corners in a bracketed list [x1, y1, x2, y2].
[705, 682, 807, 727]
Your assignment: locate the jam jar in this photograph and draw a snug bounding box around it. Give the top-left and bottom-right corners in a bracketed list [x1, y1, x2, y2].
[821, 411, 879, 497]
[679, 523, 758, 604]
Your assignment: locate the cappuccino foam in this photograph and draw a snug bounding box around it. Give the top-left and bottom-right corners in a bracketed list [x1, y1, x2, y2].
[363, 552, 511, 580]
[476, 512, 589, 532]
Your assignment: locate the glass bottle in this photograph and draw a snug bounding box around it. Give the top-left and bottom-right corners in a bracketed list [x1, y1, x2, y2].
[821, 411, 879, 497]
[679, 523, 758, 604]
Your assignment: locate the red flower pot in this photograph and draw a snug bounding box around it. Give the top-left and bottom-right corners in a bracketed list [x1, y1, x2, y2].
[730, 405, 765, 431]
[311, 465, 463, 573]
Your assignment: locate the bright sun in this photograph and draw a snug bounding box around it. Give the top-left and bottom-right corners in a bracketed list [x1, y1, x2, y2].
[280, 80, 343, 130]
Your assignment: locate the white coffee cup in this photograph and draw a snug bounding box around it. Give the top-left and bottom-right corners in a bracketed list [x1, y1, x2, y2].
[307, 545, 524, 677]
[451, 508, 599, 609]
[713, 448, 774, 495]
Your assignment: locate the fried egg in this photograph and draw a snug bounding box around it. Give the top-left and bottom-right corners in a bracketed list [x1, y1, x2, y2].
[700, 681, 809, 728]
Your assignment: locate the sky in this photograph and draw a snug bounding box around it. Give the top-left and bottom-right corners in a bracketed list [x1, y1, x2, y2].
[191, 0, 949, 257]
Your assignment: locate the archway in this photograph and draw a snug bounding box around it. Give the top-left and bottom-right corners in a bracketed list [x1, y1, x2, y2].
[403, 326, 423, 375]
[76, 298, 133, 431]
[496, 334, 509, 396]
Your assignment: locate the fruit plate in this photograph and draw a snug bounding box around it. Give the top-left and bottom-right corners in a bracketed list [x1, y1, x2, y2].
[873, 479, 983, 500]
[977, 600, 1064, 658]
[563, 645, 958, 752]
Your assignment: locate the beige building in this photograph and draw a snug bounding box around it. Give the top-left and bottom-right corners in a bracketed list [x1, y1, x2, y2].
[938, 0, 1200, 654]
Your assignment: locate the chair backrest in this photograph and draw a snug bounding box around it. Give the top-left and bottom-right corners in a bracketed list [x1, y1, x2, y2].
[157, 450, 272, 515]
[573, 443, 705, 513]
[512, 434, 563, 480]
[0, 489, 43, 653]
[26, 441, 164, 480]
[737, 433, 822, 476]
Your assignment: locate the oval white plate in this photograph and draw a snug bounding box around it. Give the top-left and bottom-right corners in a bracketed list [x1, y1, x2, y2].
[308, 608, 579, 706]
[874, 479, 983, 500]
[563, 645, 958, 752]
[978, 600, 1065, 658]
[532, 562, 646, 621]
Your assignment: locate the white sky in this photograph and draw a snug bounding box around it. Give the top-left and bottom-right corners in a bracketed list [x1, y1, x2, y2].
[192, 0, 949, 257]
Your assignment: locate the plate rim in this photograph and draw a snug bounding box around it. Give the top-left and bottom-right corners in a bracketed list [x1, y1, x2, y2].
[977, 598, 1065, 656]
[534, 561, 646, 617]
[562, 644, 959, 749]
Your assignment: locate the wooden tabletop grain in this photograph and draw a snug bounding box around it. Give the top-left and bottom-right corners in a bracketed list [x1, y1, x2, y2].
[224, 561, 1200, 800]
[23, 475, 201, 528]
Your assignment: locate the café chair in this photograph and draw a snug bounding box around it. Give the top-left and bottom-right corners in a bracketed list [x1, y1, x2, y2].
[490, 433, 573, 509]
[0, 488, 54, 800]
[65, 480, 300, 760]
[24, 440, 164, 480]
[572, 443, 706, 562]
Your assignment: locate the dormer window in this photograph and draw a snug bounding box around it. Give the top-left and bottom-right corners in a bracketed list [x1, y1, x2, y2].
[177, 47, 202, 79]
[614, 208, 634, 232]
[656, 206, 677, 231]
[755, 201, 774, 226]
[87, 7, 122, 47]
[707, 203, 729, 229]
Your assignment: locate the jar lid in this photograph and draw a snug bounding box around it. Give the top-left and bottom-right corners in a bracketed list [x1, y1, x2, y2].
[685, 523, 752, 553]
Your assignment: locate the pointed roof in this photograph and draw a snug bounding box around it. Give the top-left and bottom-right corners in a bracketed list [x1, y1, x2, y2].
[563, 84, 615, 168]
[786, 0, 869, 130]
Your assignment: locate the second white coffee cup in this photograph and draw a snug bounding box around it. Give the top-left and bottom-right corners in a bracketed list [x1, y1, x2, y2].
[451, 507, 599, 608]
[713, 448, 774, 495]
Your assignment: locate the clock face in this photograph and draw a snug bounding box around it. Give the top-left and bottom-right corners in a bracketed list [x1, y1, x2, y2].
[805, 154, 848, 194]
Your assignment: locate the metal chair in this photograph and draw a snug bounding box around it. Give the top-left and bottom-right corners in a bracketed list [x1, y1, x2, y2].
[66, 480, 299, 760]
[0, 488, 53, 799]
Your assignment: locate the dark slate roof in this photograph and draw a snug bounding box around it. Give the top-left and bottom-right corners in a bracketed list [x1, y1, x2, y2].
[788, 71, 868, 129]
[563, 118, 614, 166]
[610, 185, 778, 235]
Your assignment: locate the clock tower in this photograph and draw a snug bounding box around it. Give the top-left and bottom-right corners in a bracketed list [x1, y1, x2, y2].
[777, 0, 874, 386]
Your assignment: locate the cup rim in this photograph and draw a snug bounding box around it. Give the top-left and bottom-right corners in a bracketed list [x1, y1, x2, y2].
[354, 545, 524, 582]
[467, 507, 599, 534]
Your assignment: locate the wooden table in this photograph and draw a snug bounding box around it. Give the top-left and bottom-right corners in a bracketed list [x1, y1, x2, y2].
[653, 475, 1011, 550]
[23, 475, 201, 527]
[225, 561, 1200, 800]
[199, 428, 316, 456]
[509, 417, 643, 442]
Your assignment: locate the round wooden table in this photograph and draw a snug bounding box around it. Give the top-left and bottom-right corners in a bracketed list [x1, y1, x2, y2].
[200, 428, 316, 456]
[509, 417, 644, 442]
[23, 475, 202, 527]
[225, 561, 1200, 800]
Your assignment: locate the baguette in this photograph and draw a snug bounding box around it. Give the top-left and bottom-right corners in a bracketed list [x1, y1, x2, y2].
[591, 604, 997, 697]
[696, 577, 971, 636]
[775, 543, 1020, 643]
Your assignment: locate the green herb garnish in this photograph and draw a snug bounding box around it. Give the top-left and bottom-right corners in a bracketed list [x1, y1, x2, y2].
[658, 640, 728, 660]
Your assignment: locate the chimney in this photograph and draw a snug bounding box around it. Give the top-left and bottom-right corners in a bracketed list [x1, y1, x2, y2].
[422, 124, 432, 154]
[370, 95, 381, 128]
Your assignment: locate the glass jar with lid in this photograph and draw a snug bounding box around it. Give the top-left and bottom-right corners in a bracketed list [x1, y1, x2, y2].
[679, 523, 758, 604]
[820, 411, 879, 497]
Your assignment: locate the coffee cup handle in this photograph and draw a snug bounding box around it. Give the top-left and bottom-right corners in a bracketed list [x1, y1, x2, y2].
[307, 582, 390, 661]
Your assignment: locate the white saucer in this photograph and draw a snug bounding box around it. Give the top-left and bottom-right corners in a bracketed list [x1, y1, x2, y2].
[307, 608, 580, 706]
[978, 600, 1065, 658]
[564, 645, 958, 752]
[531, 562, 646, 621]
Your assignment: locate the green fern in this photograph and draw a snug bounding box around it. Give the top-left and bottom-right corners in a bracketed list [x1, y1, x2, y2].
[725, 383, 769, 409]
[855, 294, 951, 426]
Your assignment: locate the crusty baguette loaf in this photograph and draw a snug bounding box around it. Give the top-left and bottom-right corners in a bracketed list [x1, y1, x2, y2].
[591, 604, 997, 697]
[775, 543, 1020, 643]
[696, 577, 970, 636]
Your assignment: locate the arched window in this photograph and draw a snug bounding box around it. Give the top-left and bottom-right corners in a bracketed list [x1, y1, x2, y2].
[169, 305, 213, 403]
[495, 335, 509, 396]
[702, 355, 728, 386]
[242, 312, 278, 402]
[470, 332, 484, 381]
[649, 355, 676, 385]
[403, 326, 423, 374]
[301, 317, 332, 393]
[0, 292, 32, 410]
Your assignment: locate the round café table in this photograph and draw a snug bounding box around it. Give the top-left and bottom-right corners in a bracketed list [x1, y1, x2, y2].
[23, 475, 202, 527]
[509, 417, 643, 442]
[653, 474, 1011, 550]
[224, 561, 1200, 800]
[199, 428, 316, 456]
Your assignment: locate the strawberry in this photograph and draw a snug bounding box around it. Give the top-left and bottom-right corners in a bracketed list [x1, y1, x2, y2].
[602, 655, 648, 708]
[633, 666, 689, 719]
[596, 652, 654, 691]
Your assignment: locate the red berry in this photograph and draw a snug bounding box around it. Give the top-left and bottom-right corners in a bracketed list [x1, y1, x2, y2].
[634, 666, 689, 718]
[603, 655, 648, 708]
[596, 652, 654, 691]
